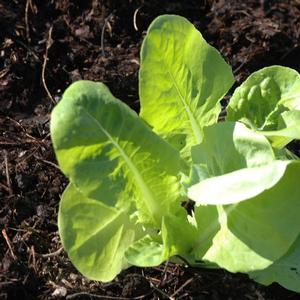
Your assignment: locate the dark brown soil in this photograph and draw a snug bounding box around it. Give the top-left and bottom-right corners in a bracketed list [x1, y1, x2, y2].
[1, 1, 300, 299]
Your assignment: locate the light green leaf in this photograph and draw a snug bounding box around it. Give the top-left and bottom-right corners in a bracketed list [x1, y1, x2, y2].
[188, 161, 289, 205]
[125, 235, 165, 267]
[274, 147, 300, 160]
[250, 234, 300, 293]
[125, 211, 198, 267]
[139, 15, 234, 160]
[51, 80, 184, 226]
[227, 66, 300, 147]
[202, 206, 273, 272]
[200, 161, 300, 272]
[187, 121, 300, 272]
[191, 122, 275, 176]
[161, 212, 197, 259]
[180, 164, 210, 196]
[190, 205, 220, 259]
[188, 161, 288, 205]
[58, 184, 143, 282]
[188, 122, 282, 205]
[259, 110, 300, 148]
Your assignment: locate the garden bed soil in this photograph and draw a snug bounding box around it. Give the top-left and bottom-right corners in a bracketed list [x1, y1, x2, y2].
[1, 0, 300, 299]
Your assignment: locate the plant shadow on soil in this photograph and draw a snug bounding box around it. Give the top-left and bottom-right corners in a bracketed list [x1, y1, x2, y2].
[1, 0, 300, 299]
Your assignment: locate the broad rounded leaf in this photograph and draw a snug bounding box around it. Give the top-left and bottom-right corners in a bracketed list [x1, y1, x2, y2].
[58, 184, 143, 282]
[227, 66, 300, 146]
[126, 209, 197, 267]
[125, 235, 165, 267]
[200, 161, 300, 272]
[125, 212, 197, 266]
[250, 235, 300, 293]
[161, 213, 197, 259]
[51, 81, 184, 226]
[202, 206, 273, 272]
[260, 110, 300, 148]
[188, 161, 288, 205]
[190, 205, 220, 259]
[191, 122, 275, 176]
[189, 122, 280, 205]
[140, 15, 234, 160]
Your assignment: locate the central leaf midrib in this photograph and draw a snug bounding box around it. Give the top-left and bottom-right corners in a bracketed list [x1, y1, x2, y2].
[83, 108, 159, 224]
[166, 69, 202, 144]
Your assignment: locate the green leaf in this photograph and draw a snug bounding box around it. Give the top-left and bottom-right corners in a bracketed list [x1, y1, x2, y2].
[202, 205, 273, 272]
[180, 164, 210, 196]
[274, 147, 300, 161]
[199, 161, 300, 272]
[187, 121, 300, 272]
[161, 212, 197, 259]
[188, 161, 288, 205]
[259, 110, 300, 148]
[125, 211, 198, 267]
[191, 122, 275, 176]
[227, 66, 300, 147]
[188, 122, 282, 205]
[58, 184, 143, 282]
[51, 80, 184, 226]
[139, 15, 234, 160]
[190, 205, 220, 260]
[250, 234, 300, 293]
[125, 235, 165, 267]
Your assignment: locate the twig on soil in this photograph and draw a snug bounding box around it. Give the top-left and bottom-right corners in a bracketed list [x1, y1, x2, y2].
[0, 182, 10, 192]
[170, 277, 194, 299]
[0, 140, 39, 146]
[101, 12, 114, 57]
[38, 246, 63, 258]
[34, 156, 60, 170]
[4, 150, 13, 196]
[150, 283, 173, 299]
[0, 281, 16, 288]
[233, 60, 247, 74]
[0, 67, 10, 79]
[42, 25, 56, 104]
[133, 6, 142, 31]
[7, 227, 28, 233]
[66, 291, 153, 300]
[176, 292, 190, 300]
[16, 146, 39, 167]
[2, 229, 17, 260]
[28, 245, 37, 273]
[234, 9, 252, 17]
[6, 116, 44, 142]
[25, 0, 31, 43]
[158, 260, 169, 286]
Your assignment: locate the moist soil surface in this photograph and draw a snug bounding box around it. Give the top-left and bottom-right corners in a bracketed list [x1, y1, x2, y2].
[1, 1, 300, 299]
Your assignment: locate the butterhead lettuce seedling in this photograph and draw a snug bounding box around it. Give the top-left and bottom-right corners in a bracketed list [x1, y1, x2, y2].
[51, 15, 300, 292]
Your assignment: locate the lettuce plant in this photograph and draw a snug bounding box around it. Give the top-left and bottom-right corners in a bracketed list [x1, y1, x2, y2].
[50, 15, 300, 292]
